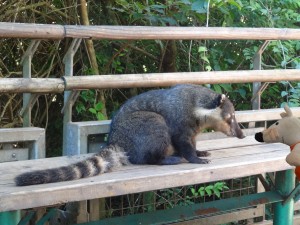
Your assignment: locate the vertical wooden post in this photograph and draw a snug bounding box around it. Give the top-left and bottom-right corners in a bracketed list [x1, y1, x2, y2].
[273, 170, 294, 225]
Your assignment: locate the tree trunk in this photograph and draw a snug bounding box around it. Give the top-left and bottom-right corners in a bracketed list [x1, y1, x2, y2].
[79, 0, 107, 119]
[161, 40, 177, 72]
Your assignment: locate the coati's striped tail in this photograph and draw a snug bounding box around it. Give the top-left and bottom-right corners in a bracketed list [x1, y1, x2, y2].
[15, 145, 129, 186]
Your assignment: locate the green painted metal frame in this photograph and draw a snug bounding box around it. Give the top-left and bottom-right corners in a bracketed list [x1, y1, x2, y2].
[17, 208, 56, 225]
[78, 191, 285, 225]
[273, 170, 295, 225]
[0, 211, 20, 225]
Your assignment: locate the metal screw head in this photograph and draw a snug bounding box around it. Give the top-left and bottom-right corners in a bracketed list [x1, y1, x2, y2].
[12, 153, 16, 159]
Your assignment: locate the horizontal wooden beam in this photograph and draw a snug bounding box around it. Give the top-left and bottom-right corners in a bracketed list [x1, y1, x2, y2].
[0, 23, 64, 39]
[0, 69, 299, 93]
[0, 78, 65, 93]
[65, 26, 300, 40]
[1, 22, 300, 40]
[235, 107, 300, 122]
[64, 69, 300, 90]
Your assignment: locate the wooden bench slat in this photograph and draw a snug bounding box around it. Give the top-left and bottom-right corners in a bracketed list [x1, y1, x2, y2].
[0, 137, 291, 212]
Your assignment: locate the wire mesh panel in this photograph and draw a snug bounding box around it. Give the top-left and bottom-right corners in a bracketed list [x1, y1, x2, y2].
[101, 176, 258, 221]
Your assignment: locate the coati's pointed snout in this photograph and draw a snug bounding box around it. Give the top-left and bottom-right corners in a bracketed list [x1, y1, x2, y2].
[230, 120, 245, 139]
[237, 132, 246, 139]
[231, 127, 245, 139]
[255, 132, 264, 142]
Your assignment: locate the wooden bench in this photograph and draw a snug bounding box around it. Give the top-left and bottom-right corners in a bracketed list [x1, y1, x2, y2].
[1, 108, 300, 224]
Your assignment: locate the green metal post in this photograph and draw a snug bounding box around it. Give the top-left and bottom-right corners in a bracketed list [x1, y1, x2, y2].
[0, 211, 21, 225]
[273, 169, 295, 225]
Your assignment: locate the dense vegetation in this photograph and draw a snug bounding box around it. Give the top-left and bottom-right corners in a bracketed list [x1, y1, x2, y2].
[0, 0, 299, 155]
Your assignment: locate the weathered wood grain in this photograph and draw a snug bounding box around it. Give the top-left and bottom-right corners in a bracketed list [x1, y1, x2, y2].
[0, 22, 64, 39]
[0, 137, 292, 212]
[2, 69, 300, 93]
[1, 23, 300, 40]
[64, 69, 300, 90]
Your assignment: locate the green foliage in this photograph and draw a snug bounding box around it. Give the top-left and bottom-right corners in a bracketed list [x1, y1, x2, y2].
[76, 90, 107, 121]
[280, 82, 300, 107]
[190, 182, 229, 199]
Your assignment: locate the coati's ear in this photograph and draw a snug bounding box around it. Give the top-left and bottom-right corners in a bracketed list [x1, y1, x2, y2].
[219, 94, 226, 106]
[280, 104, 293, 118]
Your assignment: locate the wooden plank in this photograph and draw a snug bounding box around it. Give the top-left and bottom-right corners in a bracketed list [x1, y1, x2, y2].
[235, 107, 300, 122]
[1, 23, 300, 40]
[2, 70, 300, 93]
[0, 140, 292, 212]
[64, 26, 300, 40]
[0, 78, 65, 93]
[0, 22, 64, 39]
[196, 135, 262, 150]
[64, 69, 300, 90]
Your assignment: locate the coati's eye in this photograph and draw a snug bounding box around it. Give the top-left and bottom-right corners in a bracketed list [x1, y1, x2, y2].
[275, 122, 279, 125]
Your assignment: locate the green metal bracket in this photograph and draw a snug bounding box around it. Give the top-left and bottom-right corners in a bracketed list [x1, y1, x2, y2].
[18, 211, 35, 225]
[17, 208, 56, 225]
[36, 208, 56, 225]
[286, 182, 300, 203]
[258, 174, 273, 191]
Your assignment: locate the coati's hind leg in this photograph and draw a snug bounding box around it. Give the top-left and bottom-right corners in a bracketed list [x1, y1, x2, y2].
[109, 111, 183, 165]
[160, 156, 186, 165]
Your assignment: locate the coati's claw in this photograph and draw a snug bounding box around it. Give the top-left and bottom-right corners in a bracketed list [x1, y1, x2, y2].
[188, 157, 211, 164]
[196, 150, 211, 157]
[200, 158, 211, 164]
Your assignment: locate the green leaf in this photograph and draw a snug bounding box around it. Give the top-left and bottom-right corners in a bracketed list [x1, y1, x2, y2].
[89, 108, 97, 115]
[198, 46, 207, 52]
[220, 84, 233, 92]
[205, 65, 212, 71]
[95, 102, 104, 111]
[198, 187, 205, 197]
[200, 55, 210, 64]
[213, 84, 222, 94]
[191, 0, 207, 13]
[281, 91, 288, 97]
[205, 186, 213, 196]
[191, 188, 196, 195]
[213, 189, 221, 198]
[96, 112, 106, 121]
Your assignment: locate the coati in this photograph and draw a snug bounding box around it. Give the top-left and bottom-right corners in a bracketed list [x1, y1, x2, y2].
[15, 84, 245, 186]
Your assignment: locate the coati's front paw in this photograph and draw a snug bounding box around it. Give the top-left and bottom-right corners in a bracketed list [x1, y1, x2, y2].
[188, 157, 211, 164]
[196, 150, 211, 157]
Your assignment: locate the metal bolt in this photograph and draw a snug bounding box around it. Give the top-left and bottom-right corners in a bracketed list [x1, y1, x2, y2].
[12, 153, 16, 159]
